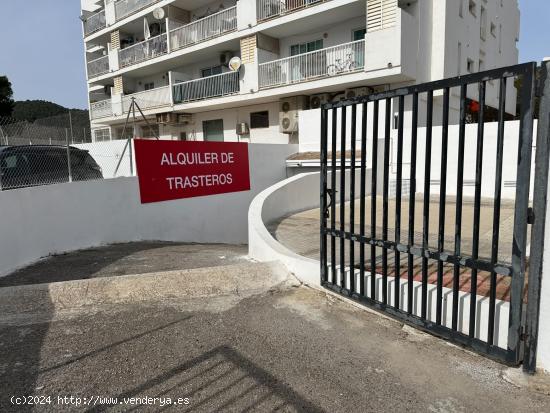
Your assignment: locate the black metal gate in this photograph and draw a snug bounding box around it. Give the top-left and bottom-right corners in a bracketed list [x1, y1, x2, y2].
[320, 62, 550, 370]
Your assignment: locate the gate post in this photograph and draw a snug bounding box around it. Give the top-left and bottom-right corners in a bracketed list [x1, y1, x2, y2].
[524, 60, 550, 374]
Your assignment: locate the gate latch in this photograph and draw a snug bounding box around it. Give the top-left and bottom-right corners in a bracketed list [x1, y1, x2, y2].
[324, 188, 337, 219]
[527, 207, 535, 225]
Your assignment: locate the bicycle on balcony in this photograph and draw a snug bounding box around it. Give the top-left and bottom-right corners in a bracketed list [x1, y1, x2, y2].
[326, 53, 357, 76]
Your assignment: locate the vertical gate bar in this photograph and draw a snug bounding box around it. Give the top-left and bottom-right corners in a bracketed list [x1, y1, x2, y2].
[469, 81, 487, 338]
[408, 93, 419, 315]
[371, 101, 380, 300]
[350, 104, 357, 294]
[359, 103, 368, 297]
[331, 108, 338, 285]
[508, 64, 536, 362]
[320, 107, 329, 284]
[340, 106, 347, 290]
[436, 87, 450, 325]
[524, 60, 550, 373]
[395, 95, 405, 309]
[488, 77, 507, 345]
[382, 98, 391, 305]
[422, 90, 434, 320]
[453, 84, 468, 331]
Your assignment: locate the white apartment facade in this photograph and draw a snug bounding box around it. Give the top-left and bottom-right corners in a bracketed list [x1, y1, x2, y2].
[81, 0, 520, 144]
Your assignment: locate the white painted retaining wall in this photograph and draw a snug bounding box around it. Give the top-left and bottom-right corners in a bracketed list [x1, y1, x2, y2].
[299, 109, 537, 200]
[0, 144, 297, 277]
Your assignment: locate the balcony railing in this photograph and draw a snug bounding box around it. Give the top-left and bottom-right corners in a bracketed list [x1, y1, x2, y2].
[119, 33, 168, 68]
[115, 0, 161, 21]
[90, 99, 113, 120]
[170, 7, 238, 52]
[258, 39, 365, 89]
[257, 0, 328, 21]
[84, 9, 106, 36]
[173, 71, 240, 104]
[122, 85, 171, 112]
[87, 55, 110, 78]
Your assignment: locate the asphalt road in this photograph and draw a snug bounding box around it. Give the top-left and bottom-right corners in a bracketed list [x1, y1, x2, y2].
[1, 285, 549, 412]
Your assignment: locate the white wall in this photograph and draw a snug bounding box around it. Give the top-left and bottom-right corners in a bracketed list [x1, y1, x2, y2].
[0, 144, 297, 277]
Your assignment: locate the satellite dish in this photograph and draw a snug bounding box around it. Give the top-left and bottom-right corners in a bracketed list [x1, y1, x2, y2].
[228, 56, 242, 72]
[153, 7, 165, 20]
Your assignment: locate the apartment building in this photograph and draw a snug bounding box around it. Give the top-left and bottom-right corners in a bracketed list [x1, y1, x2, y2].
[81, 0, 520, 143]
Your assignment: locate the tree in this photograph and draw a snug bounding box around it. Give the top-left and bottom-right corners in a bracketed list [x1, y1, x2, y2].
[0, 76, 14, 117]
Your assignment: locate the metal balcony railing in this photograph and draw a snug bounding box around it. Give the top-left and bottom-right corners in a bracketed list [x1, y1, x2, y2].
[114, 0, 161, 21]
[258, 39, 365, 89]
[173, 71, 240, 104]
[122, 85, 171, 112]
[84, 9, 106, 36]
[87, 55, 110, 78]
[256, 0, 328, 22]
[169, 7, 238, 52]
[90, 99, 113, 120]
[119, 33, 168, 68]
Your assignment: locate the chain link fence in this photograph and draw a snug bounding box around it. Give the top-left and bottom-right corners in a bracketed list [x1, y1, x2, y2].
[0, 116, 135, 191]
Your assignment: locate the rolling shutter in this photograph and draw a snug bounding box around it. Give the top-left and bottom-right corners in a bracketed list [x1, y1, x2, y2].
[367, 0, 398, 32]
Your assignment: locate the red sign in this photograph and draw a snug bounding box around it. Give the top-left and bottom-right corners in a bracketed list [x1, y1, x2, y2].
[134, 139, 251, 204]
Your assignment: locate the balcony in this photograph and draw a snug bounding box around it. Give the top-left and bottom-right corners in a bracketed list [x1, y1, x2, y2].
[87, 55, 110, 78]
[122, 85, 172, 112]
[115, 0, 161, 21]
[256, 0, 330, 22]
[258, 39, 365, 89]
[169, 7, 238, 52]
[119, 34, 168, 68]
[91, 99, 113, 120]
[83, 9, 106, 36]
[173, 72, 240, 104]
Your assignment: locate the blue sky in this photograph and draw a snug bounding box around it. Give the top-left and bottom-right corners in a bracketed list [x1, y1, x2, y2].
[0, 0, 548, 110]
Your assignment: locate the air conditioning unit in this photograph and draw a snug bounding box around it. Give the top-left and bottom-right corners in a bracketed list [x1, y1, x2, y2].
[220, 51, 235, 66]
[156, 113, 191, 125]
[236, 122, 250, 135]
[345, 87, 370, 100]
[310, 93, 331, 109]
[279, 96, 309, 134]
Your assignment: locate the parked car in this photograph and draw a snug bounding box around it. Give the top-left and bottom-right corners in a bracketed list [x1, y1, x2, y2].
[0, 145, 103, 190]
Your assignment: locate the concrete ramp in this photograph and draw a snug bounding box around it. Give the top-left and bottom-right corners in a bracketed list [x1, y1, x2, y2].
[0, 261, 296, 320]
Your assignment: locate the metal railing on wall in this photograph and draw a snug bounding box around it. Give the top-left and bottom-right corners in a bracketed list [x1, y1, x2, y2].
[122, 85, 172, 112]
[172, 72, 240, 104]
[119, 33, 168, 68]
[259, 39, 365, 89]
[87, 55, 110, 78]
[169, 7, 238, 52]
[115, 0, 161, 21]
[84, 9, 106, 36]
[257, 0, 327, 21]
[90, 99, 114, 120]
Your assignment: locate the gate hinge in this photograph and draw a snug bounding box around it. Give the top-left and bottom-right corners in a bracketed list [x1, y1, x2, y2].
[527, 207, 535, 225]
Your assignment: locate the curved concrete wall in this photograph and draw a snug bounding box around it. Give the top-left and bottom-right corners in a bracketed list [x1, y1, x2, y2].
[0, 144, 297, 276]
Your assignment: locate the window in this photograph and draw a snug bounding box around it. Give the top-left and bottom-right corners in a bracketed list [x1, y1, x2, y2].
[203, 119, 224, 142]
[94, 128, 111, 142]
[490, 22, 496, 37]
[141, 124, 159, 139]
[250, 111, 269, 129]
[469, 0, 476, 16]
[459, 0, 464, 17]
[467, 58, 475, 73]
[290, 39, 323, 56]
[116, 127, 133, 140]
[201, 66, 223, 78]
[144, 82, 155, 91]
[352, 28, 366, 41]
